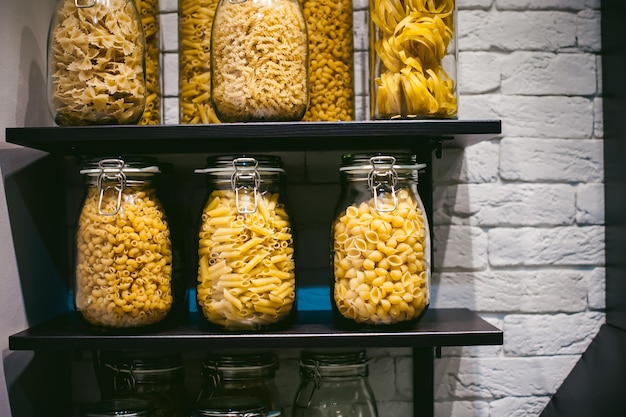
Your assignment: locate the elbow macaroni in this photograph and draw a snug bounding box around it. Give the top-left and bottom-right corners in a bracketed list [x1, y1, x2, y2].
[197, 189, 295, 330]
[333, 189, 429, 325]
[75, 187, 173, 328]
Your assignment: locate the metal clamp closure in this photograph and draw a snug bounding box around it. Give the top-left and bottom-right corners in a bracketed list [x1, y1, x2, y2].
[367, 155, 398, 212]
[104, 363, 136, 393]
[75, 0, 96, 8]
[231, 157, 260, 214]
[97, 158, 126, 216]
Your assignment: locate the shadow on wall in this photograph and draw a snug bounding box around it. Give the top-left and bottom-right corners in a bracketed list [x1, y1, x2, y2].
[1, 147, 71, 417]
[430, 147, 479, 416]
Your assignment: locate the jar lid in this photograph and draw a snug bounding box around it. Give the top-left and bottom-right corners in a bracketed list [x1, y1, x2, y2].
[204, 350, 278, 372]
[193, 397, 267, 417]
[339, 153, 426, 172]
[101, 351, 184, 373]
[80, 156, 161, 176]
[80, 399, 154, 417]
[194, 155, 284, 174]
[299, 349, 367, 367]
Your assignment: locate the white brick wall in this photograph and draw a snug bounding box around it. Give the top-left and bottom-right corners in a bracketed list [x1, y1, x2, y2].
[155, 0, 604, 415]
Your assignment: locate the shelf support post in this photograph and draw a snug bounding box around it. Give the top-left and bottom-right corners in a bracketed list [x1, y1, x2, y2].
[413, 346, 435, 417]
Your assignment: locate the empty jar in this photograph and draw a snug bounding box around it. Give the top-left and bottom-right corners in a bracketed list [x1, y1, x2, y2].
[292, 350, 378, 417]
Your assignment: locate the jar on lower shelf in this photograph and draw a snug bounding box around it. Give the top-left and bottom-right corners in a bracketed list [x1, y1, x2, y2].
[196, 351, 281, 415]
[331, 153, 431, 327]
[195, 155, 296, 330]
[74, 157, 179, 329]
[79, 399, 155, 417]
[95, 351, 188, 417]
[292, 349, 379, 417]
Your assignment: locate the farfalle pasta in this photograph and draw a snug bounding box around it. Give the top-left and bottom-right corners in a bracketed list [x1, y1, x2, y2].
[48, 0, 146, 125]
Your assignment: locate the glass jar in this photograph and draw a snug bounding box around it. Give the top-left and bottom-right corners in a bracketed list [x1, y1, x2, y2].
[195, 155, 296, 330]
[370, 0, 458, 119]
[192, 397, 273, 417]
[96, 351, 188, 417]
[75, 157, 176, 329]
[80, 399, 155, 417]
[292, 350, 378, 417]
[197, 351, 281, 415]
[178, 0, 221, 124]
[47, 0, 147, 126]
[300, 0, 354, 121]
[135, 0, 162, 125]
[331, 153, 430, 326]
[210, 0, 309, 122]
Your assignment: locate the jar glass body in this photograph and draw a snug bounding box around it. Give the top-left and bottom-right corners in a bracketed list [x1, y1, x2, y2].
[369, 0, 457, 119]
[300, 0, 354, 121]
[178, 0, 220, 124]
[197, 351, 281, 415]
[192, 398, 267, 417]
[292, 350, 378, 417]
[210, 0, 309, 122]
[47, 0, 146, 126]
[80, 399, 155, 417]
[196, 155, 296, 330]
[331, 154, 431, 327]
[135, 0, 161, 125]
[96, 351, 188, 417]
[75, 158, 177, 329]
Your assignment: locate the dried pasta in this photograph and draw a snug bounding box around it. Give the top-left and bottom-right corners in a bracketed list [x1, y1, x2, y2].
[179, 0, 221, 124]
[211, 0, 308, 121]
[300, 0, 354, 121]
[135, 0, 161, 124]
[371, 0, 457, 118]
[75, 187, 173, 328]
[332, 189, 429, 324]
[197, 189, 295, 330]
[49, 0, 146, 125]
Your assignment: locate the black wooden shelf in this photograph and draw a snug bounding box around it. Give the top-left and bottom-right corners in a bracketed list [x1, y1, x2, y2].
[9, 308, 502, 351]
[6, 119, 501, 155]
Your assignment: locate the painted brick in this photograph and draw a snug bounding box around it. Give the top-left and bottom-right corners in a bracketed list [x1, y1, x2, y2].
[504, 312, 604, 356]
[433, 183, 576, 226]
[458, 51, 501, 94]
[594, 97, 603, 138]
[432, 270, 589, 313]
[434, 356, 580, 398]
[488, 226, 605, 267]
[160, 12, 178, 52]
[163, 97, 179, 124]
[490, 397, 552, 417]
[496, 0, 587, 10]
[395, 356, 413, 399]
[577, 9, 602, 52]
[369, 357, 397, 401]
[588, 267, 606, 310]
[458, 0, 493, 9]
[433, 226, 488, 270]
[377, 402, 412, 417]
[460, 95, 594, 138]
[432, 140, 499, 184]
[458, 11, 577, 52]
[576, 182, 604, 224]
[500, 138, 603, 182]
[501, 52, 596, 95]
[162, 52, 179, 97]
[159, 0, 177, 12]
[435, 401, 490, 417]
